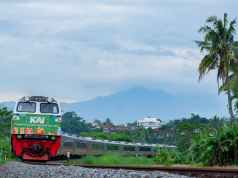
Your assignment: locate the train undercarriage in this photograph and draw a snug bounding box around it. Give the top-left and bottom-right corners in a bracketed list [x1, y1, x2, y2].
[11, 135, 61, 161]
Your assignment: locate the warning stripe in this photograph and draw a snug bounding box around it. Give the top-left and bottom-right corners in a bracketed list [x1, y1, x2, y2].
[91, 150, 101, 153]
[123, 151, 135, 155]
[77, 150, 87, 152]
[106, 151, 118, 154]
[63, 149, 72, 151]
[139, 151, 150, 155]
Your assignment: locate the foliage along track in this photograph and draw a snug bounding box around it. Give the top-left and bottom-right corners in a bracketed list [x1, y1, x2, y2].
[21, 161, 238, 178]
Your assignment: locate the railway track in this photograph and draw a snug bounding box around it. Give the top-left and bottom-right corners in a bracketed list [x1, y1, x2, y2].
[22, 161, 238, 178]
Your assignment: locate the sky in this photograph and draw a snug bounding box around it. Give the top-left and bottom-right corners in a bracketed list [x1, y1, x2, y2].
[0, 0, 237, 103]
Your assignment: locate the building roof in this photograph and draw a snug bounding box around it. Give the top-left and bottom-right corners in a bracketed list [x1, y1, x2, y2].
[91, 125, 100, 128]
[154, 130, 171, 135]
[102, 125, 112, 128]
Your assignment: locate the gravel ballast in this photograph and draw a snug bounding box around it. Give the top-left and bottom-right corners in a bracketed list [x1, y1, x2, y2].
[0, 161, 194, 178]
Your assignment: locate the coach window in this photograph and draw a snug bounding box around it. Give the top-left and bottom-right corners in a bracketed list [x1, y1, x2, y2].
[139, 147, 151, 152]
[123, 146, 135, 151]
[107, 145, 119, 150]
[17, 102, 36, 113]
[40, 103, 59, 114]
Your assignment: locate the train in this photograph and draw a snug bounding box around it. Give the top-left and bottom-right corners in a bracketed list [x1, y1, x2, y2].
[58, 133, 176, 158]
[10, 96, 176, 160]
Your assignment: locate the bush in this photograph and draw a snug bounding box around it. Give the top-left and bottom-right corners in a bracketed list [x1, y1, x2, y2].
[0, 137, 18, 164]
[188, 124, 238, 166]
[82, 154, 155, 165]
[108, 133, 133, 142]
[152, 145, 174, 166]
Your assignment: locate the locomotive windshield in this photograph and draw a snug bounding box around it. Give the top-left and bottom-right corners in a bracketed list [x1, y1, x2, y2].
[17, 102, 36, 112]
[40, 103, 59, 114]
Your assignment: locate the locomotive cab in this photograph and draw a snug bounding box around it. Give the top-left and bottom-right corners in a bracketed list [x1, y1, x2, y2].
[11, 96, 62, 161]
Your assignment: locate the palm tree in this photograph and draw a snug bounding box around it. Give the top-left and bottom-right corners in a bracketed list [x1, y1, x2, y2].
[195, 13, 238, 124]
[209, 115, 220, 130]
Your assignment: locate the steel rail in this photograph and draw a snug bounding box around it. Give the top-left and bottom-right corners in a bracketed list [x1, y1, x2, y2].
[22, 161, 238, 178]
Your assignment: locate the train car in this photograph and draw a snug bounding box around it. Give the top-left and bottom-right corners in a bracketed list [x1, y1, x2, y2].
[57, 133, 176, 158]
[122, 143, 137, 156]
[11, 96, 62, 160]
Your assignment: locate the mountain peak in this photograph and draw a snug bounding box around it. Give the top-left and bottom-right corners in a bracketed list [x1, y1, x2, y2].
[60, 87, 228, 124]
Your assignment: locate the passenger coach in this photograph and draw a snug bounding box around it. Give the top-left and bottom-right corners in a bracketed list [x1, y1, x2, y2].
[56, 133, 176, 158]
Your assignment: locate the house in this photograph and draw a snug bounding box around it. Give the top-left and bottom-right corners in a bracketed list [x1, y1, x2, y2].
[111, 125, 126, 131]
[103, 127, 115, 134]
[102, 125, 112, 129]
[137, 117, 162, 129]
[91, 125, 101, 130]
[153, 130, 171, 138]
[90, 122, 101, 130]
[130, 126, 136, 130]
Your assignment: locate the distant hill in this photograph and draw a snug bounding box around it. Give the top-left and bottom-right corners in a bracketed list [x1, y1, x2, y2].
[60, 87, 229, 124]
[0, 88, 228, 123]
[0, 101, 15, 111]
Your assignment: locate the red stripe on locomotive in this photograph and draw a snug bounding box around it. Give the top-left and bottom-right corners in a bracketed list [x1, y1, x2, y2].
[12, 135, 60, 160]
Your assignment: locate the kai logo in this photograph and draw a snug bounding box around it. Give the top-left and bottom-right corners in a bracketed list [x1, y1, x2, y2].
[30, 117, 45, 124]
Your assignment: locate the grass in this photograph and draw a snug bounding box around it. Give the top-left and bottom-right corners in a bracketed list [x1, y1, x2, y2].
[80, 154, 156, 166]
[189, 162, 205, 167]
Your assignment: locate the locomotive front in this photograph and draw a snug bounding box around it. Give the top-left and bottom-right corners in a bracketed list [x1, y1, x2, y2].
[11, 96, 62, 160]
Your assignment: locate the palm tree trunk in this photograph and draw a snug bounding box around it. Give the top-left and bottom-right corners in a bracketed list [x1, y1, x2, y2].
[226, 75, 235, 125]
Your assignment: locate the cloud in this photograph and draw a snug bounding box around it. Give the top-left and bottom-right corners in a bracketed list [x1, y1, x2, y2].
[0, 0, 237, 104]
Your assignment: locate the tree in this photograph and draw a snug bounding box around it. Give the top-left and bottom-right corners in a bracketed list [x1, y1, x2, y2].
[157, 119, 162, 122]
[62, 112, 91, 134]
[103, 118, 114, 126]
[127, 121, 137, 127]
[209, 115, 220, 130]
[0, 107, 13, 139]
[195, 13, 238, 124]
[176, 124, 198, 152]
[93, 119, 103, 126]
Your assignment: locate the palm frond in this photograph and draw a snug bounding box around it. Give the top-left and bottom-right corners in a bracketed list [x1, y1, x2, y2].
[223, 13, 228, 28]
[206, 15, 218, 24]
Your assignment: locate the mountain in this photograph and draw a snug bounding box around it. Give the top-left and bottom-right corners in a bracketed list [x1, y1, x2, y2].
[0, 101, 15, 111]
[60, 87, 229, 124]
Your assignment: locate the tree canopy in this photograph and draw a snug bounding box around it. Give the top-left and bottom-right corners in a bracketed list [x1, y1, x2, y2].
[195, 13, 238, 124]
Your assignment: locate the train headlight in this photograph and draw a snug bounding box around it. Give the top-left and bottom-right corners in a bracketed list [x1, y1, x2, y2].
[51, 136, 56, 141]
[24, 96, 30, 102]
[47, 97, 53, 102]
[16, 135, 22, 140]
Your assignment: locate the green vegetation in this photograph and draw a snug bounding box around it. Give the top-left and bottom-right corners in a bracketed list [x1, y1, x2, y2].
[80, 132, 133, 142]
[0, 138, 18, 164]
[152, 145, 174, 166]
[0, 107, 18, 164]
[62, 111, 92, 134]
[195, 13, 238, 124]
[152, 145, 185, 166]
[187, 124, 238, 166]
[0, 107, 13, 139]
[82, 154, 155, 166]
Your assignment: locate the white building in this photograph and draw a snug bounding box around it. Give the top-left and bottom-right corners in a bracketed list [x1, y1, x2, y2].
[136, 117, 162, 129]
[90, 122, 101, 130]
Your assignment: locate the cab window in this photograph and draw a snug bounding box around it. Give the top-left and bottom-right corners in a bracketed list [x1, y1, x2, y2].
[17, 102, 36, 112]
[40, 103, 59, 114]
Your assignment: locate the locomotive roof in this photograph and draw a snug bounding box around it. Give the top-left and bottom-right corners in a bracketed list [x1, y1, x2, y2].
[61, 133, 176, 148]
[19, 96, 57, 102]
